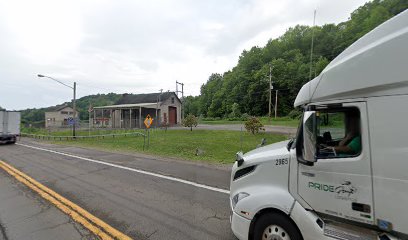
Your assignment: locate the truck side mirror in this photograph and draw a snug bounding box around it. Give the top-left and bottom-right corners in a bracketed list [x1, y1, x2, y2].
[236, 151, 244, 167]
[302, 111, 317, 162]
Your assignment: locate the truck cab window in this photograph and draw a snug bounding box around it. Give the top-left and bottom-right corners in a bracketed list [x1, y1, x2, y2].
[317, 109, 362, 158]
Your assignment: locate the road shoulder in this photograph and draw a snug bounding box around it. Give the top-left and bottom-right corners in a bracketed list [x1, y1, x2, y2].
[0, 167, 97, 240]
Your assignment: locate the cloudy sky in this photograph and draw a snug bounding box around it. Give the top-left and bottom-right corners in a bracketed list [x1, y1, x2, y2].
[0, 0, 369, 110]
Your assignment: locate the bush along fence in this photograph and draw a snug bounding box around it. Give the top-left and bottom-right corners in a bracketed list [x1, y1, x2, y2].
[21, 132, 149, 150]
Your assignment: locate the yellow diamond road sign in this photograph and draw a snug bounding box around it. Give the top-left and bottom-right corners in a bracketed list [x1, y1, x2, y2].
[144, 114, 153, 129]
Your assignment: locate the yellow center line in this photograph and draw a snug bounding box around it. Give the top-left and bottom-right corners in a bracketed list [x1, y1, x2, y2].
[0, 160, 133, 240]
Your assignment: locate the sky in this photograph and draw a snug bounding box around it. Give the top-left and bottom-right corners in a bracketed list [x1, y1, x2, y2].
[0, 0, 369, 110]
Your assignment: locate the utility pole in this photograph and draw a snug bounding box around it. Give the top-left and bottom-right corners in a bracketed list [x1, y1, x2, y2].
[88, 103, 91, 136]
[309, 9, 317, 81]
[274, 90, 278, 119]
[176, 81, 184, 120]
[156, 89, 163, 128]
[268, 65, 273, 118]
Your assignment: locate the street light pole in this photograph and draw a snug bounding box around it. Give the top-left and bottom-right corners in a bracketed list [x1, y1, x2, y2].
[37, 74, 77, 137]
[73, 82, 76, 137]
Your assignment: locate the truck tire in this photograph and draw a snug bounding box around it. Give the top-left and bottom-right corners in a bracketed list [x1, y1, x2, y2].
[253, 212, 302, 240]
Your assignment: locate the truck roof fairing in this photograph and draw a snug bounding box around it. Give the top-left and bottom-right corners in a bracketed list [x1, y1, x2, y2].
[294, 10, 408, 107]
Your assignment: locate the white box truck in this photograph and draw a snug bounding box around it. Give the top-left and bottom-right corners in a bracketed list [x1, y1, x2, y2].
[0, 110, 21, 144]
[230, 10, 408, 240]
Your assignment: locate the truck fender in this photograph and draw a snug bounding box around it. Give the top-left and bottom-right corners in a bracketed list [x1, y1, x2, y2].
[234, 186, 295, 220]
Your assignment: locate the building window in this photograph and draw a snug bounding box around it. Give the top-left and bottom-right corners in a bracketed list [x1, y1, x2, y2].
[61, 111, 68, 114]
[171, 97, 175, 104]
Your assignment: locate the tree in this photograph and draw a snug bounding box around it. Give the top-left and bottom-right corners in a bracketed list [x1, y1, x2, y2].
[230, 103, 241, 118]
[184, 96, 201, 116]
[245, 117, 264, 134]
[182, 114, 198, 131]
[193, 0, 403, 118]
[199, 73, 223, 116]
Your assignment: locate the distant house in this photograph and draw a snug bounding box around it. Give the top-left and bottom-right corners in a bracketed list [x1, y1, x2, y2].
[45, 105, 79, 128]
[92, 92, 181, 128]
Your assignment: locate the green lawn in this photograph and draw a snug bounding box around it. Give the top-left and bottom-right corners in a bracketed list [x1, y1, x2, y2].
[200, 116, 300, 127]
[22, 127, 141, 136]
[42, 129, 288, 164]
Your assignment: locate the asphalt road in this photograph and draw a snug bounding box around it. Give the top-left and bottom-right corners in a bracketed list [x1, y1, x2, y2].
[0, 139, 234, 240]
[0, 166, 97, 240]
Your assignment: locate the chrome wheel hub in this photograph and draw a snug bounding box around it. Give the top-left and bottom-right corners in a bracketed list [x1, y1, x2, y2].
[262, 225, 291, 240]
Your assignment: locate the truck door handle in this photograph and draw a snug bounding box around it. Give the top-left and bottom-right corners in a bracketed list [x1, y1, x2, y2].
[352, 202, 371, 213]
[301, 172, 315, 177]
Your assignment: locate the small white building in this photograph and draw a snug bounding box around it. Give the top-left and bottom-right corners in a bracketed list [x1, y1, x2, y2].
[45, 105, 79, 128]
[93, 92, 182, 128]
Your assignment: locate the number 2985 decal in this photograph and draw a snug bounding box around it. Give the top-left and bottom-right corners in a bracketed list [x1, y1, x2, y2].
[275, 158, 288, 166]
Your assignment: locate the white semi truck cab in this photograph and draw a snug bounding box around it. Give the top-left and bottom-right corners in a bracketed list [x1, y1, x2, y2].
[230, 10, 408, 240]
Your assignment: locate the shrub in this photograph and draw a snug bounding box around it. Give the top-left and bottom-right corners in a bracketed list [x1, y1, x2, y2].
[201, 117, 221, 121]
[244, 117, 265, 134]
[161, 114, 170, 131]
[161, 121, 170, 131]
[226, 117, 243, 121]
[182, 114, 198, 131]
[241, 113, 250, 120]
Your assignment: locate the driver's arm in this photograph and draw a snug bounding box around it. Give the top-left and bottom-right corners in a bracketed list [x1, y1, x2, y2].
[333, 145, 353, 153]
[334, 136, 361, 154]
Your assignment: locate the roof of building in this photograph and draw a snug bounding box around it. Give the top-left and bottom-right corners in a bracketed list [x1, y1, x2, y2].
[45, 104, 75, 112]
[93, 103, 157, 109]
[294, 10, 408, 107]
[115, 92, 180, 105]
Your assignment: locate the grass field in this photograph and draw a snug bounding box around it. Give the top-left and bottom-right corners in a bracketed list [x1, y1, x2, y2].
[34, 129, 288, 164]
[22, 128, 141, 136]
[200, 116, 300, 127]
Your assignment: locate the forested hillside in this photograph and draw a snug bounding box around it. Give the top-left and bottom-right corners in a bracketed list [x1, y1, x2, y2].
[21, 93, 121, 124]
[184, 0, 407, 118]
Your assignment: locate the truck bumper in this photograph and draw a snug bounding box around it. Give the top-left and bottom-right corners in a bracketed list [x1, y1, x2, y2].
[231, 211, 251, 240]
[0, 135, 16, 144]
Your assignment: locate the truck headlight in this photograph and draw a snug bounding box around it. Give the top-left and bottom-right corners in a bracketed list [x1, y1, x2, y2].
[232, 192, 249, 209]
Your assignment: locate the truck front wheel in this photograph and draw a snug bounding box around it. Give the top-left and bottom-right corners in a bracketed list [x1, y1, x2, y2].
[253, 212, 302, 240]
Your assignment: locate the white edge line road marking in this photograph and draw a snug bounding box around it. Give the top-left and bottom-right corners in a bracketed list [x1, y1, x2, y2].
[16, 143, 230, 195]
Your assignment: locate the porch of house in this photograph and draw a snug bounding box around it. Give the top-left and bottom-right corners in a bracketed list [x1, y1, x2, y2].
[92, 103, 160, 129]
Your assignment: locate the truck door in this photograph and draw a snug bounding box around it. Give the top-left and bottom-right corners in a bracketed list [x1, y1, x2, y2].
[297, 102, 374, 225]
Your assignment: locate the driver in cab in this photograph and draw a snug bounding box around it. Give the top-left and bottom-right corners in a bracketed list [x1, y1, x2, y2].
[321, 111, 361, 156]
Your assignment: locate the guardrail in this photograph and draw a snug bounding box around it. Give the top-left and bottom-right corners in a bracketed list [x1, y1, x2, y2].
[21, 132, 148, 150]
